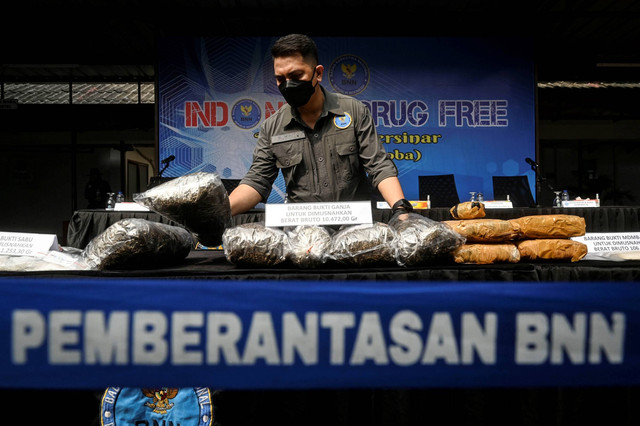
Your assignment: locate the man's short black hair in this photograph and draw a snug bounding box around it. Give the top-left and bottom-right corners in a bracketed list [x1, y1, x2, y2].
[271, 34, 318, 66]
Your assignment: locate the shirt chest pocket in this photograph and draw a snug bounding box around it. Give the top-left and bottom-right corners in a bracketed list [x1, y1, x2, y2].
[272, 140, 307, 190]
[335, 139, 357, 156]
[333, 133, 360, 184]
[272, 141, 303, 169]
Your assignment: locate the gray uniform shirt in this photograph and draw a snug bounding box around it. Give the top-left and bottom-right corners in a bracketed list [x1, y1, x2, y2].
[240, 87, 398, 203]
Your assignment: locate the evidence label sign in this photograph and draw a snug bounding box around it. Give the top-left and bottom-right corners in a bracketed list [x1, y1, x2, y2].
[265, 201, 373, 227]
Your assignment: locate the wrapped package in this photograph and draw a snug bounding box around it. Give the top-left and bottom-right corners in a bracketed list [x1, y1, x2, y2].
[452, 243, 521, 264]
[516, 238, 588, 262]
[222, 222, 289, 266]
[390, 213, 466, 266]
[509, 214, 586, 239]
[444, 219, 521, 243]
[133, 172, 231, 246]
[328, 222, 397, 266]
[286, 225, 333, 268]
[0, 247, 90, 272]
[450, 201, 486, 219]
[83, 218, 194, 270]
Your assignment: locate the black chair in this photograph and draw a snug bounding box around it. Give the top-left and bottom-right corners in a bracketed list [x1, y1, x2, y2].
[221, 178, 241, 194]
[492, 175, 536, 207]
[418, 174, 460, 207]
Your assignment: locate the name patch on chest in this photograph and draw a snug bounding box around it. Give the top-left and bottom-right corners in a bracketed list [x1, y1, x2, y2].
[272, 131, 306, 144]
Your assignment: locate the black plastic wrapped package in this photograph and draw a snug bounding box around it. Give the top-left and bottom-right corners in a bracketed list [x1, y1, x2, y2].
[222, 222, 289, 267]
[133, 172, 231, 246]
[82, 218, 194, 270]
[327, 222, 397, 266]
[389, 213, 466, 266]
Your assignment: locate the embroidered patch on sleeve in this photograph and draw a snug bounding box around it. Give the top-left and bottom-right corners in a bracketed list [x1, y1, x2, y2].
[101, 387, 212, 426]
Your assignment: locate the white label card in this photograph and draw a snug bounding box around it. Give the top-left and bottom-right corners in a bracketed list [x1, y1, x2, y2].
[562, 200, 599, 208]
[376, 200, 431, 209]
[265, 201, 373, 227]
[483, 200, 513, 209]
[114, 202, 150, 211]
[0, 232, 60, 256]
[572, 232, 640, 253]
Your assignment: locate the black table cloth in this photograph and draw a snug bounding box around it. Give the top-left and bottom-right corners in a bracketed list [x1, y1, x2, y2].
[4, 249, 640, 282]
[66, 206, 640, 249]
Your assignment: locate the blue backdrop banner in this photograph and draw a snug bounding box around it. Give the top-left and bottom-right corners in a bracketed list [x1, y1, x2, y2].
[158, 36, 536, 202]
[1, 278, 638, 389]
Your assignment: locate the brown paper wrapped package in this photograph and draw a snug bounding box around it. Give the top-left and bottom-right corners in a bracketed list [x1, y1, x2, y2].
[444, 219, 521, 243]
[449, 202, 486, 219]
[509, 214, 586, 239]
[516, 239, 588, 262]
[453, 243, 521, 264]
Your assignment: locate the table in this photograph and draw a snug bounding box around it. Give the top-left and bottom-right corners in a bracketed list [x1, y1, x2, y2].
[40, 205, 640, 425]
[6, 232, 640, 425]
[10, 249, 639, 282]
[66, 206, 640, 249]
[1, 265, 640, 425]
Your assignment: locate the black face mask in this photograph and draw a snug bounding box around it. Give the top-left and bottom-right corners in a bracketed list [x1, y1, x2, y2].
[278, 68, 317, 108]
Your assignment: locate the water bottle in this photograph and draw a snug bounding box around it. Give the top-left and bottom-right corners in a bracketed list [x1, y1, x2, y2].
[106, 193, 116, 210]
[561, 190, 570, 202]
[116, 191, 125, 203]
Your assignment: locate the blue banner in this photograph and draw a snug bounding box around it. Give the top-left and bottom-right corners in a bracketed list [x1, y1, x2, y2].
[158, 36, 535, 202]
[1, 278, 638, 389]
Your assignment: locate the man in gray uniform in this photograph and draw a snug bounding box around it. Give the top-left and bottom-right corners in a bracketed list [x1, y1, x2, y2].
[229, 33, 413, 218]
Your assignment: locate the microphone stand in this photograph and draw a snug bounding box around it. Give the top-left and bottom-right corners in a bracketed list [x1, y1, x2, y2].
[530, 162, 555, 207]
[158, 156, 175, 177]
[158, 162, 170, 177]
[149, 156, 175, 189]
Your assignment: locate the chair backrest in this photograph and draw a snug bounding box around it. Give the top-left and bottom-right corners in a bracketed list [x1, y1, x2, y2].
[418, 174, 460, 208]
[492, 175, 536, 207]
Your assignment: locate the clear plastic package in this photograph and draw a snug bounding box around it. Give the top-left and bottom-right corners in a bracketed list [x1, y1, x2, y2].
[82, 218, 195, 270]
[133, 172, 231, 246]
[327, 222, 397, 266]
[286, 225, 333, 268]
[390, 213, 466, 266]
[0, 246, 89, 272]
[222, 222, 289, 267]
